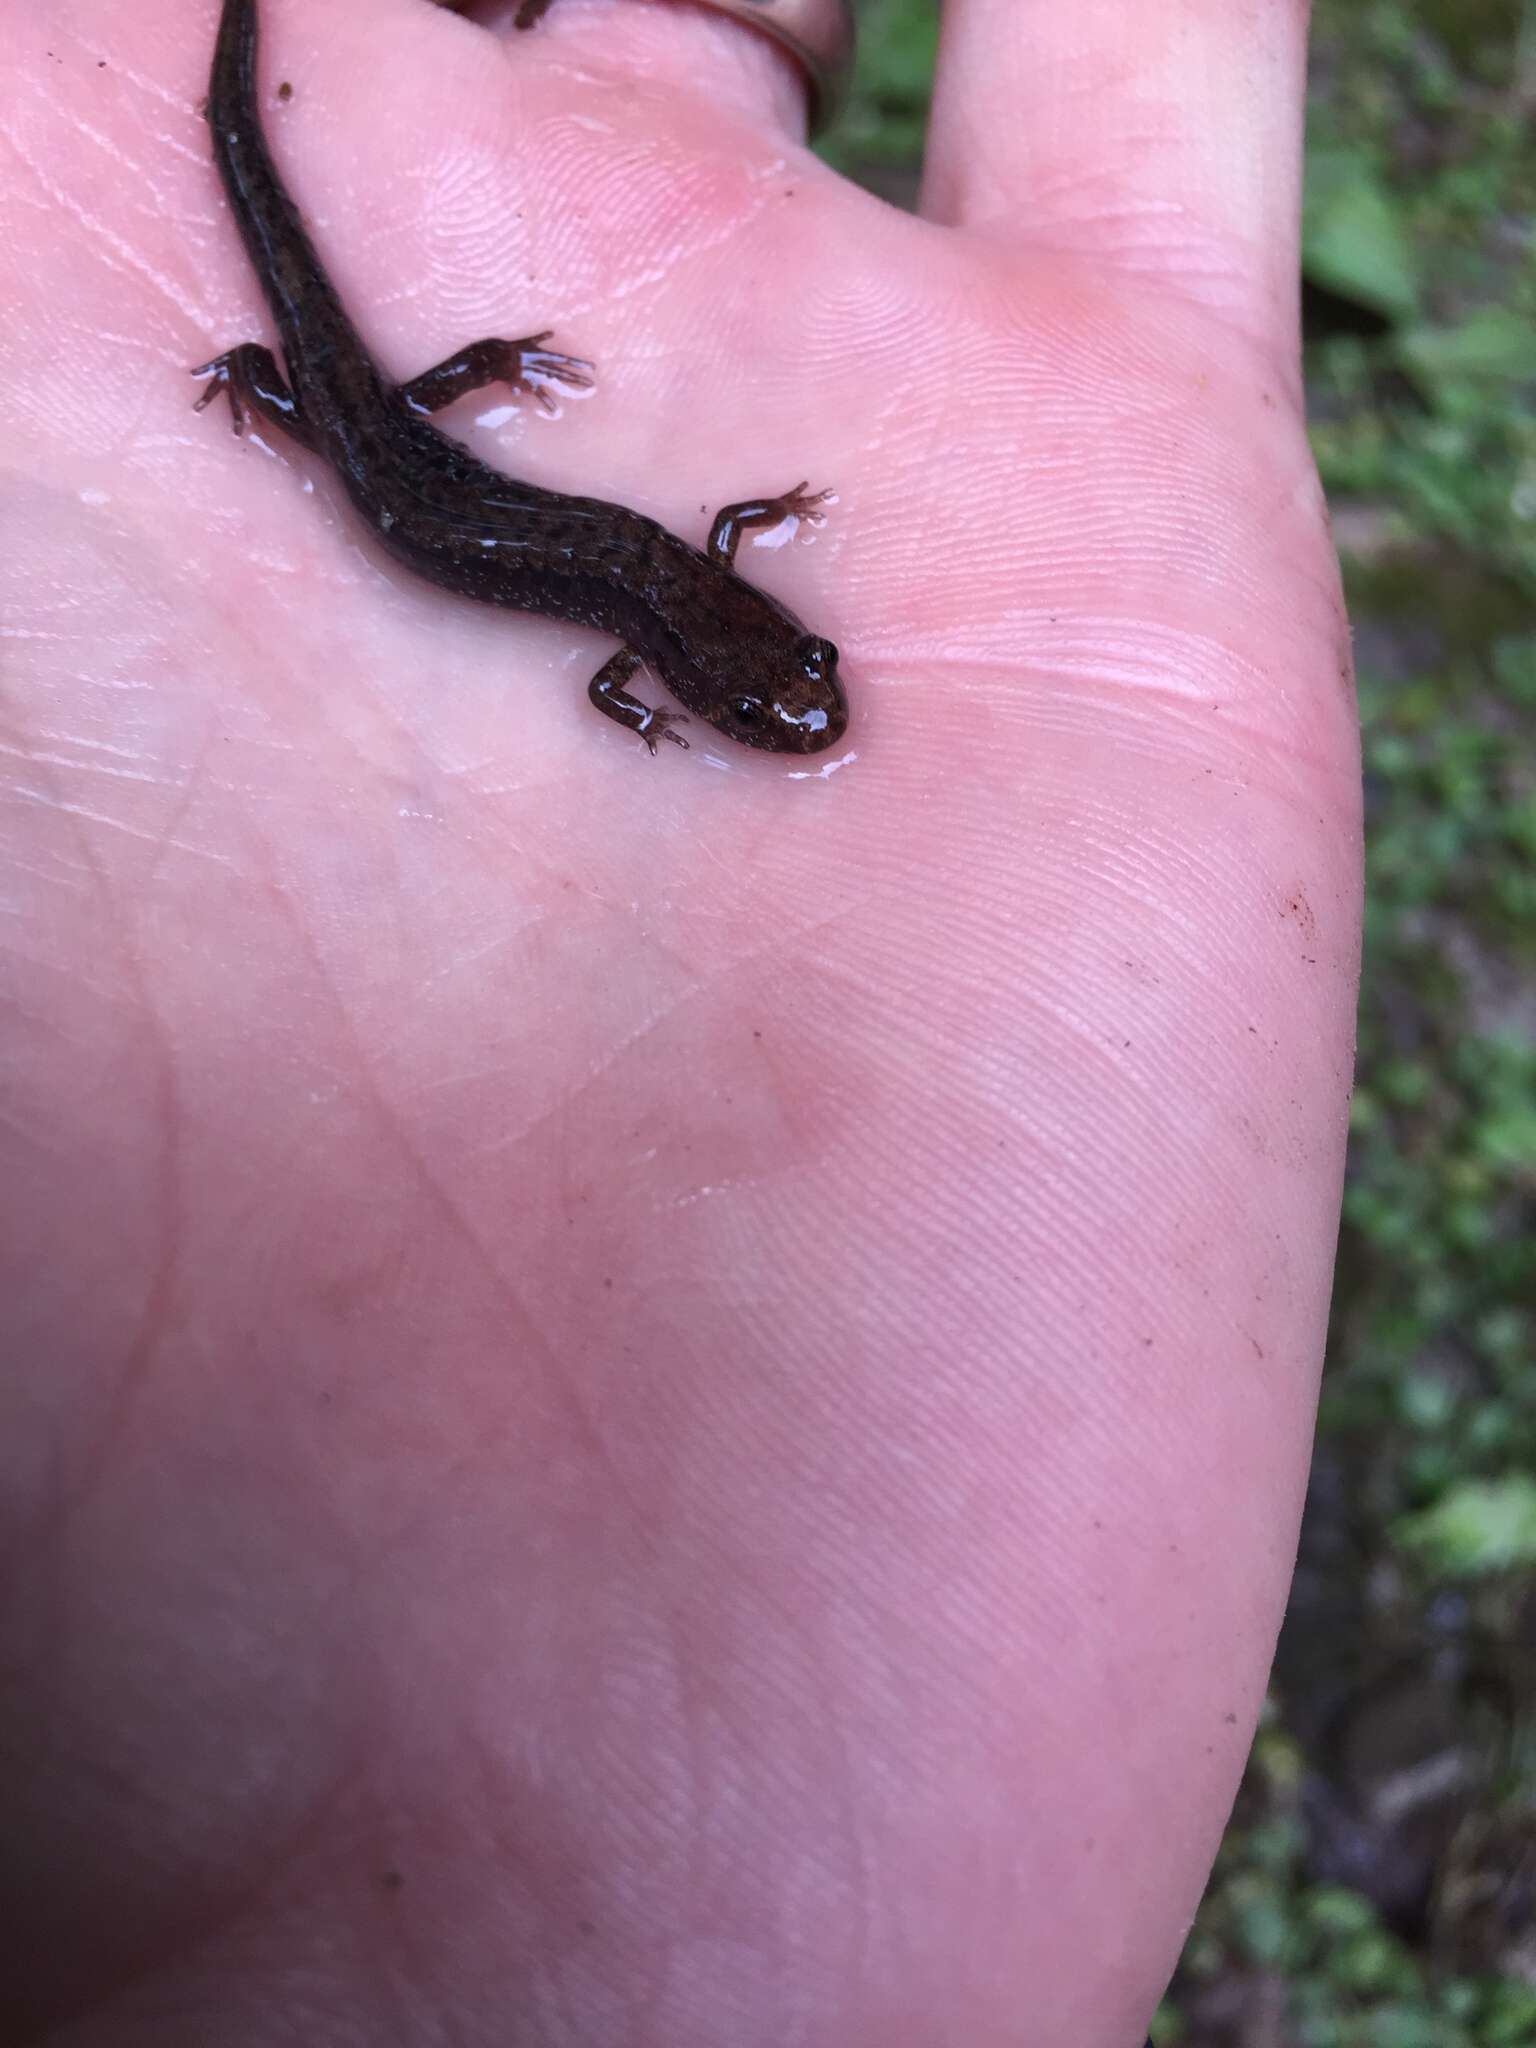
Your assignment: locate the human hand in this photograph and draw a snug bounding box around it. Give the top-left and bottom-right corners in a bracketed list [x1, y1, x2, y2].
[0, 2, 1358, 2041]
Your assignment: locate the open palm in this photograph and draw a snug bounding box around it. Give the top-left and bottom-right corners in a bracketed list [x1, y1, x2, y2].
[0, 2, 1359, 2042]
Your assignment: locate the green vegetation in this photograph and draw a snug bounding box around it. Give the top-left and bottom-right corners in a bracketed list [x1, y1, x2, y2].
[824, 0, 937, 185]
[832, 2, 1536, 2038]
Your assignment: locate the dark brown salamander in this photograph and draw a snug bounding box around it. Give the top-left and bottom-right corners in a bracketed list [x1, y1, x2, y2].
[194, 0, 847, 756]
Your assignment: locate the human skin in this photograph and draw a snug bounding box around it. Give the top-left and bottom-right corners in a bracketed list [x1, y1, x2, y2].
[0, 1, 1358, 2042]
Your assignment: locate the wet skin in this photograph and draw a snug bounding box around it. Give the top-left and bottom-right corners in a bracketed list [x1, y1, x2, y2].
[194, 0, 848, 757]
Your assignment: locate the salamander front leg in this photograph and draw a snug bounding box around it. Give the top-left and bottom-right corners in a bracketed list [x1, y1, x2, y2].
[588, 651, 690, 755]
[706, 482, 833, 568]
[190, 344, 317, 450]
[398, 334, 593, 419]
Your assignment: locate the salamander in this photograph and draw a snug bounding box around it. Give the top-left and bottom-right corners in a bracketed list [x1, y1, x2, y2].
[194, 0, 848, 756]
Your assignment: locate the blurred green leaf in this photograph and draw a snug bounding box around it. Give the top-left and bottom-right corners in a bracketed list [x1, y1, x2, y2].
[1476, 1100, 1536, 1174]
[1306, 1887, 1381, 1938]
[1400, 309, 1536, 384]
[1493, 637, 1536, 704]
[1396, 1474, 1536, 1574]
[1397, 1372, 1458, 1431]
[1367, 2005, 1453, 2048]
[1304, 146, 1420, 318]
[1229, 1874, 1295, 1966]
[1483, 1980, 1536, 2046]
[822, 0, 939, 171]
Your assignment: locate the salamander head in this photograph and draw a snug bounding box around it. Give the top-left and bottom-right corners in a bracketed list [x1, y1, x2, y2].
[704, 634, 847, 754]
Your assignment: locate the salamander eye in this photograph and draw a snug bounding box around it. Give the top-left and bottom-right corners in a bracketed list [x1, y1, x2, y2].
[796, 635, 838, 681]
[727, 696, 765, 730]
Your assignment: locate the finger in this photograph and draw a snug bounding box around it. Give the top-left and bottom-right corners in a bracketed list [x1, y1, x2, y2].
[923, 0, 1311, 341]
[446, 0, 814, 142]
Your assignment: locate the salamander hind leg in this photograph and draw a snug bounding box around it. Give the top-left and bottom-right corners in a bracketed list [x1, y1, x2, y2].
[191, 344, 316, 449]
[398, 335, 593, 419]
[588, 650, 689, 755]
[706, 483, 833, 568]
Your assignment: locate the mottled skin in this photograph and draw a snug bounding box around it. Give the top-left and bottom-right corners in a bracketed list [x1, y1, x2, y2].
[195, 0, 846, 756]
